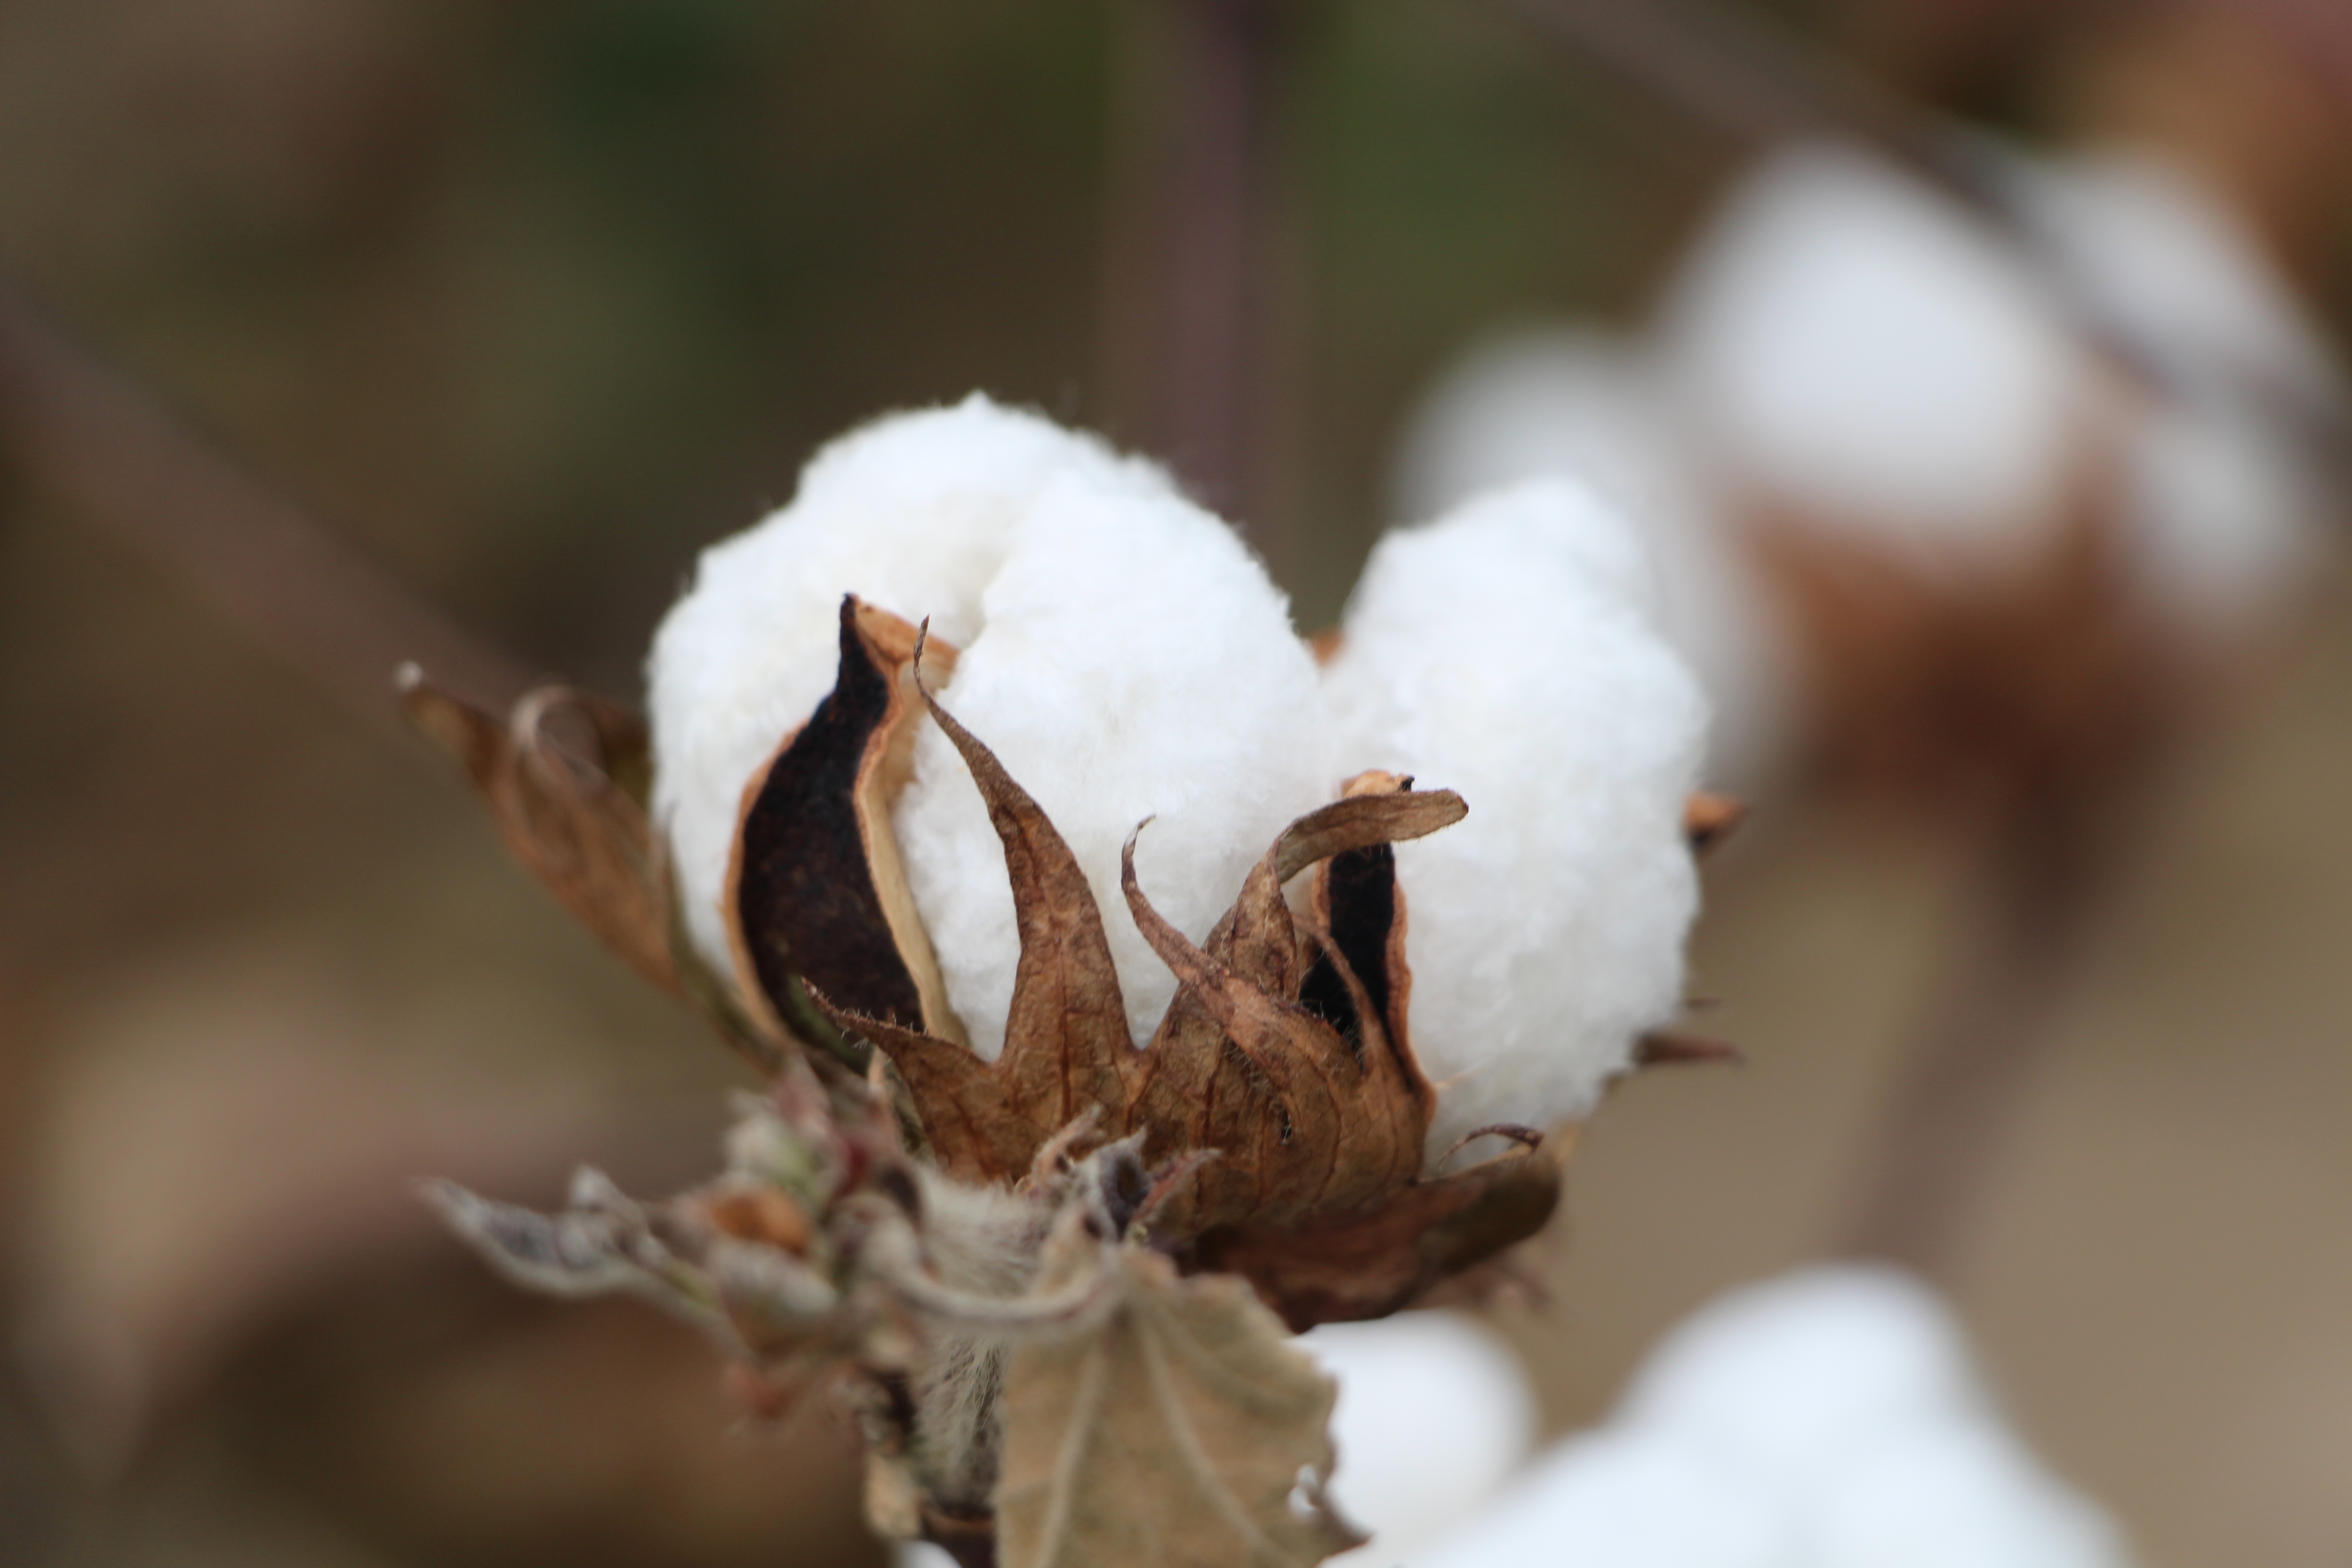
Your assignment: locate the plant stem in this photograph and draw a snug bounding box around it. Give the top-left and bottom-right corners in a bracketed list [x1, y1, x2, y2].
[0, 276, 534, 723]
[1137, 0, 1292, 535]
[1836, 794, 2109, 1279]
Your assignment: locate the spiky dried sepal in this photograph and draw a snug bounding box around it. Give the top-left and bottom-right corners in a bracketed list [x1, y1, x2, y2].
[812, 674, 1464, 1227]
[1194, 1137, 1564, 1331]
[398, 669, 676, 994]
[399, 666, 793, 1073]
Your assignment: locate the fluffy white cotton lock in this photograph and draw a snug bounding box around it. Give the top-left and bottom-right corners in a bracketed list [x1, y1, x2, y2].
[1301, 1311, 1539, 1567]
[1410, 1266, 2136, 1568]
[1321, 481, 1708, 1159]
[1660, 141, 2095, 569]
[1614, 1265, 1989, 1483]
[2019, 150, 2343, 642]
[647, 393, 1335, 1057]
[2019, 150, 2347, 419]
[1392, 326, 1796, 789]
[1415, 1430, 1797, 1568]
[1812, 1414, 2131, 1568]
[891, 464, 1337, 1057]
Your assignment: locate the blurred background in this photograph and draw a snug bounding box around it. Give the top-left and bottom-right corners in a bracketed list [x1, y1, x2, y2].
[0, 1, 2346, 1564]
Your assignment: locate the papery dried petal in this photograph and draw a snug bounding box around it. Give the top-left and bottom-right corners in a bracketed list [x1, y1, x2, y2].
[728, 597, 965, 1044]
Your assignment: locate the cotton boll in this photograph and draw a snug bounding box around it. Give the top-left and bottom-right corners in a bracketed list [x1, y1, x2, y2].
[1616, 1266, 1989, 1486]
[1322, 482, 1707, 1158]
[1392, 326, 1797, 789]
[2019, 150, 2347, 418]
[2121, 401, 2327, 642]
[1413, 1430, 1798, 1568]
[893, 468, 1336, 1058]
[1814, 1416, 2134, 1568]
[1410, 1267, 2135, 1568]
[648, 395, 1170, 975]
[1301, 1311, 1539, 1566]
[1660, 142, 2093, 569]
[2019, 150, 2343, 642]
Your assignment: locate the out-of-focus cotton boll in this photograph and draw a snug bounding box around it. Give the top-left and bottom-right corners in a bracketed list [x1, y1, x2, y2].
[1302, 1311, 1539, 1567]
[1321, 482, 1707, 1158]
[1416, 1431, 1796, 1568]
[2019, 150, 2347, 417]
[1660, 142, 2095, 570]
[1812, 1415, 2130, 1568]
[1392, 327, 1796, 789]
[893, 469, 1336, 1058]
[2122, 400, 2325, 639]
[2019, 150, 2344, 639]
[647, 395, 1334, 1056]
[1615, 1266, 1991, 1486]
[1413, 1266, 2135, 1568]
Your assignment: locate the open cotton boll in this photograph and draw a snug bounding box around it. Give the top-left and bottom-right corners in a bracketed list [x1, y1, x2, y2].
[649, 394, 1171, 976]
[2019, 150, 2343, 640]
[2122, 401, 2327, 641]
[1321, 481, 1706, 1159]
[1616, 1266, 1991, 1484]
[1301, 1311, 1539, 1567]
[2019, 150, 2347, 418]
[1813, 1415, 2132, 1568]
[1660, 142, 2093, 569]
[1392, 325, 1796, 789]
[893, 470, 1335, 1058]
[1415, 1430, 1796, 1568]
[1411, 1267, 2134, 1568]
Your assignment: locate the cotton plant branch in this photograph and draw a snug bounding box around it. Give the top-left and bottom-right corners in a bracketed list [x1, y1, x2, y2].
[1835, 789, 2120, 1279]
[1131, 0, 1294, 539]
[0, 274, 534, 724]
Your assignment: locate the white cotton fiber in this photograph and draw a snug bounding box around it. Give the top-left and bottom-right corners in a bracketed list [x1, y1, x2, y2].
[892, 467, 1335, 1058]
[1415, 1430, 1796, 1568]
[2019, 150, 2343, 640]
[1302, 1311, 1539, 1567]
[1614, 1266, 1991, 1482]
[1410, 1267, 2136, 1568]
[1392, 326, 1797, 789]
[647, 394, 1334, 1057]
[1660, 142, 2092, 568]
[2019, 150, 2346, 419]
[649, 395, 1168, 975]
[1320, 481, 1707, 1159]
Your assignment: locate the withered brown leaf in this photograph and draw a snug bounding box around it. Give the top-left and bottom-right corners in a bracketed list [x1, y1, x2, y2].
[398, 668, 674, 994]
[995, 1236, 1362, 1568]
[400, 665, 790, 1073]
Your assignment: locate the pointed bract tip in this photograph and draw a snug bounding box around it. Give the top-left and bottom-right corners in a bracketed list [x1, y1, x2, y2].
[1683, 792, 1749, 856]
[1633, 1030, 1745, 1069]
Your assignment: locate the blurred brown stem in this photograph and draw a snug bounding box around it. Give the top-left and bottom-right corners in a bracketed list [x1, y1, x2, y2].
[1139, 0, 1292, 537]
[1838, 798, 2110, 1279]
[0, 277, 534, 723]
